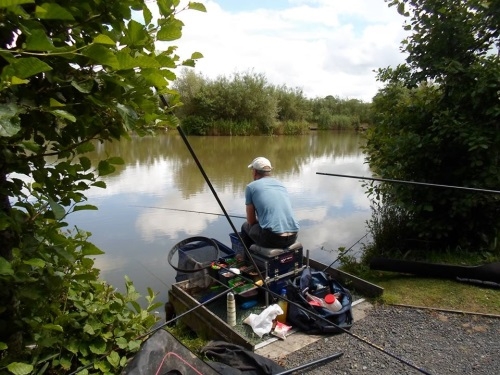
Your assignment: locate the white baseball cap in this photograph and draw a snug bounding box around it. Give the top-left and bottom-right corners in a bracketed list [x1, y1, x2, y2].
[248, 157, 273, 171]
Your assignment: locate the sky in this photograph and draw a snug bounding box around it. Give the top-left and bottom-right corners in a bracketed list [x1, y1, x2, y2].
[150, 0, 410, 103]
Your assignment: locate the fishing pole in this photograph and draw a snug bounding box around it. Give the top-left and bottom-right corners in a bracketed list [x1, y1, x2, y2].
[316, 172, 500, 195]
[130, 205, 246, 219]
[275, 351, 344, 375]
[176, 125, 268, 291]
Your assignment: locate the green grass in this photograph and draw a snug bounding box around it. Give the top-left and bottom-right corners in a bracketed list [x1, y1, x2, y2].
[342, 266, 500, 315]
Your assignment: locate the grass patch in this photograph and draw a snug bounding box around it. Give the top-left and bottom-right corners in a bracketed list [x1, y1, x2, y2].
[166, 323, 208, 354]
[346, 268, 500, 315]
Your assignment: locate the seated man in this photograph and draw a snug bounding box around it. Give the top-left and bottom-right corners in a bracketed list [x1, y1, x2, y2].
[241, 156, 299, 249]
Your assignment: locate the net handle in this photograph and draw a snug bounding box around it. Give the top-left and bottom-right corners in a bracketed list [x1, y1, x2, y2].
[167, 236, 220, 273]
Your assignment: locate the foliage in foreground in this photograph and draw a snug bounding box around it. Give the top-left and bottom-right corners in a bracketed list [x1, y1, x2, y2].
[364, 0, 500, 254]
[0, 0, 206, 373]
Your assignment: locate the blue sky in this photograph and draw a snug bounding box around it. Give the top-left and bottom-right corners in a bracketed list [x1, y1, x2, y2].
[152, 0, 409, 102]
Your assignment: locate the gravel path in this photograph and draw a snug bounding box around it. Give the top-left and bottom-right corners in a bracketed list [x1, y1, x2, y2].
[281, 305, 500, 374]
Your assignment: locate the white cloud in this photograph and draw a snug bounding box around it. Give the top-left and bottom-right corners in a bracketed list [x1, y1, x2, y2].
[150, 0, 408, 102]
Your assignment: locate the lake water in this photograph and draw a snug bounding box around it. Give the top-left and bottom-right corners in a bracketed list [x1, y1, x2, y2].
[67, 130, 373, 307]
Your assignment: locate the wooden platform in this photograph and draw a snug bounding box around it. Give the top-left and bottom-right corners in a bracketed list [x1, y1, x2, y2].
[168, 262, 384, 351]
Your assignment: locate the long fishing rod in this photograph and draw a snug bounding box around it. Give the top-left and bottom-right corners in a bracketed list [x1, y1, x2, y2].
[130, 205, 246, 219]
[176, 125, 269, 291]
[316, 172, 500, 195]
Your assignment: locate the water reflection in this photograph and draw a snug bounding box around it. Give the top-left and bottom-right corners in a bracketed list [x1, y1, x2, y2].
[68, 131, 372, 306]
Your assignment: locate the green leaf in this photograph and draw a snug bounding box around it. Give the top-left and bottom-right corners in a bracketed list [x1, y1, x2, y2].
[89, 338, 107, 354]
[0, 342, 7, 349]
[142, 69, 170, 89]
[0, 257, 14, 276]
[181, 59, 196, 67]
[157, 20, 183, 41]
[42, 324, 63, 332]
[106, 351, 120, 368]
[48, 197, 66, 220]
[0, 102, 21, 137]
[50, 109, 76, 122]
[116, 103, 138, 130]
[0, 0, 33, 8]
[35, 3, 75, 20]
[10, 76, 29, 85]
[81, 242, 105, 256]
[79, 156, 91, 170]
[93, 34, 116, 45]
[115, 337, 128, 349]
[397, 2, 405, 16]
[24, 258, 46, 268]
[107, 157, 124, 165]
[191, 51, 203, 59]
[73, 204, 98, 212]
[76, 141, 95, 153]
[7, 362, 33, 375]
[49, 98, 66, 107]
[25, 29, 55, 51]
[7, 57, 52, 79]
[97, 160, 116, 176]
[129, 301, 141, 313]
[188, 2, 207, 12]
[143, 5, 152, 25]
[116, 52, 160, 70]
[71, 80, 94, 94]
[127, 340, 141, 352]
[125, 19, 148, 46]
[83, 45, 119, 69]
[92, 180, 107, 188]
[84, 323, 95, 335]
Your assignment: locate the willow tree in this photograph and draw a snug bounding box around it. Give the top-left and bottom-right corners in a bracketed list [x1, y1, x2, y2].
[364, 0, 500, 254]
[0, 0, 205, 373]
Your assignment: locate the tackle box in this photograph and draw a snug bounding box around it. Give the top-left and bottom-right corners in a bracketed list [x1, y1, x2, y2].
[248, 242, 304, 278]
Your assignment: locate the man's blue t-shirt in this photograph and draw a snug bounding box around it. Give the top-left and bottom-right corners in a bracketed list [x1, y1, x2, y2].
[245, 177, 299, 234]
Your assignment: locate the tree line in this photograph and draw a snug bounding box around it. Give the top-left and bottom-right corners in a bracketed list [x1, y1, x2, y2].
[171, 69, 372, 135]
[362, 0, 500, 259]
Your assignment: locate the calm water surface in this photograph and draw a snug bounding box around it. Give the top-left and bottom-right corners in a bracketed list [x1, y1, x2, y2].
[67, 131, 373, 307]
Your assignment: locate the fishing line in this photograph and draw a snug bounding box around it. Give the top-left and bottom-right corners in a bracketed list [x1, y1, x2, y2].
[317, 172, 500, 195]
[129, 205, 246, 219]
[132, 205, 351, 225]
[138, 261, 170, 288]
[322, 232, 369, 272]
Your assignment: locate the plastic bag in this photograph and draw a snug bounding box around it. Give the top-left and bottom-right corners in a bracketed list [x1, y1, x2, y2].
[243, 304, 283, 338]
[272, 321, 292, 340]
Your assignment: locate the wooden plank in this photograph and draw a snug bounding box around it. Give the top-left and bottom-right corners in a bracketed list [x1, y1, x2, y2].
[169, 281, 254, 350]
[307, 259, 384, 298]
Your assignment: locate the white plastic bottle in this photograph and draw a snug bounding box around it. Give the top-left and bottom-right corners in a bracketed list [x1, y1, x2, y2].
[324, 293, 342, 312]
[227, 292, 236, 326]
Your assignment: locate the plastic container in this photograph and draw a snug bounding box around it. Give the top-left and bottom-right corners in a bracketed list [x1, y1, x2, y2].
[276, 288, 288, 324]
[324, 293, 342, 312]
[227, 292, 236, 326]
[229, 232, 245, 258]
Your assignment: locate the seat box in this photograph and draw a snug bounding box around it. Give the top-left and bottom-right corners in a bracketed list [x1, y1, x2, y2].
[249, 244, 303, 278]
